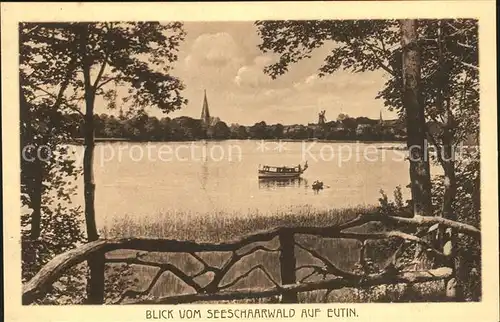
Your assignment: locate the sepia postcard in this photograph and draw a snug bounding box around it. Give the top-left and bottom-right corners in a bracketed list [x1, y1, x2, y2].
[2, 1, 499, 322]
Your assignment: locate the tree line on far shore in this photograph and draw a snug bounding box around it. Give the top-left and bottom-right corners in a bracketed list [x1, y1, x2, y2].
[65, 112, 408, 142]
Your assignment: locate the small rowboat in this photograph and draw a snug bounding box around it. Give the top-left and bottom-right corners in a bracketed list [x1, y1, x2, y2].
[312, 180, 324, 191]
[258, 161, 308, 179]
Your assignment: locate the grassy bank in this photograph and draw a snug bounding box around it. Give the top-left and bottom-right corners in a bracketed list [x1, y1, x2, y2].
[100, 205, 369, 241]
[99, 205, 446, 303]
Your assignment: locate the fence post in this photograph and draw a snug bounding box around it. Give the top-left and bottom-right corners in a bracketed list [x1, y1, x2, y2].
[279, 229, 298, 303]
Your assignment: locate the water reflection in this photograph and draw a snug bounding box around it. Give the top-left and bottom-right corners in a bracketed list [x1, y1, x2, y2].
[199, 141, 209, 190]
[200, 160, 208, 190]
[258, 177, 308, 190]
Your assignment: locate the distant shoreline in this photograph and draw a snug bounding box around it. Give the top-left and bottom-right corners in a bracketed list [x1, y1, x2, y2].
[68, 137, 407, 145]
[67, 138, 478, 152]
[70, 138, 131, 143]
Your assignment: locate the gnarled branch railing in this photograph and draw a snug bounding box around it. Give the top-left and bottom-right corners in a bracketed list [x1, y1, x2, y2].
[22, 213, 480, 305]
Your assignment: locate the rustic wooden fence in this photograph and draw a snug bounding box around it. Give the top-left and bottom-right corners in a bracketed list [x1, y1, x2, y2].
[22, 213, 480, 305]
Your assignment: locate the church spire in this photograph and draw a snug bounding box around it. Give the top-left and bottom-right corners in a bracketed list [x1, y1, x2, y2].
[201, 89, 210, 125]
[379, 109, 383, 124]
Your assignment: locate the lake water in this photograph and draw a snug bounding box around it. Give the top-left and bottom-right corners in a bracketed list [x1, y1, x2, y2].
[68, 140, 418, 230]
[62, 140, 444, 300]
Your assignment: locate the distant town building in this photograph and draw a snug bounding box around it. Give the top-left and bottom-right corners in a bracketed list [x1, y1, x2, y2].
[332, 122, 346, 132]
[356, 123, 372, 136]
[307, 123, 321, 131]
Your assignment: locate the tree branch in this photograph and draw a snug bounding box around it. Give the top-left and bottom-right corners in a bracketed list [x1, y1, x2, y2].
[296, 265, 329, 282]
[106, 257, 202, 294]
[383, 215, 480, 237]
[32, 69, 84, 117]
[96, 77, 118, 90]
[201, 244, 280, 292]
[338, 231, 447, 258]
[23, 25, 41, 35]
[188, 252, 220, 278]
[65, 104, 85, 117]
[92, 24, 114, 93]
[456, 41, 476, 49]
[339, 213, 480, 238]
[447, 26, 476, 37]
[133, 267, 453, 304]
[92, 52, 111, 94]
[425, 125, 446, 167]
[363, 41, 395, 76]
[460, 61, 479, 70]
[238, 245, 280, 258]
[294, 242, 361, 279]
[219, 265, 281, 291]
[115, 266, 166, 304]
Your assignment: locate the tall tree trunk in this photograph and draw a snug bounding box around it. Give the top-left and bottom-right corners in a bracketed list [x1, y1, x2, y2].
[20, 92, 44, 241]
[399, 19, 432, 217]
[400, 20, 433, 270]
[440, 116, 456, 227]
[24, 158, 44, 270]
[435, 21, 457, 241]
[435, 22, 464, 300]
[441, 105, 463, 300]
[20, 92, 43, 268]
[434, 21, 453, 251]
[78, 23, 105, 304]
[29, 159, 43, 240]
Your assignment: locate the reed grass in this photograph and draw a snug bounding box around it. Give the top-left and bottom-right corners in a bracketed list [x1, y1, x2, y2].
[101, 205, 371, 242]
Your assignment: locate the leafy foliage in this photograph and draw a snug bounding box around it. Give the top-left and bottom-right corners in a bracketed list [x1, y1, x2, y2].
[20, 24, 85, 287]
[21, 206, 85, 283]
[431, 149, 481, 300]
[21, 22, 188, 114]
[104, 264, 137, 304]
[256, 20, 400, 78]
[377, 186, 408, 217]
[371, 187, 417, 268]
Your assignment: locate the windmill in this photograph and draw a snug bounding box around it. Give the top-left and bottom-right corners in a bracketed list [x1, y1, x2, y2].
[318, 110, 327, 125]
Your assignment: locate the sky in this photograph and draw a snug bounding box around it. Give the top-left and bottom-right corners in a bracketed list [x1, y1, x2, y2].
[97, 21, 397, 126]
